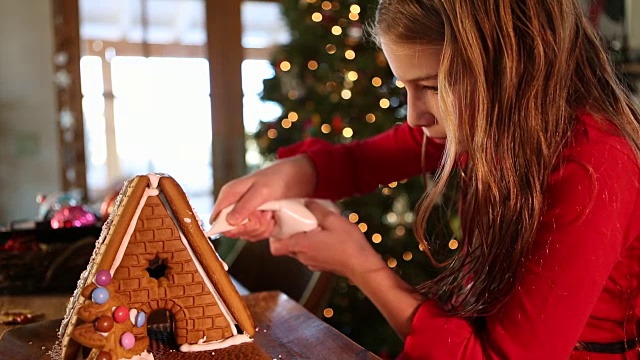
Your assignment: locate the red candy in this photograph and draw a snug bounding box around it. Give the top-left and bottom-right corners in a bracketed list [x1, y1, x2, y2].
[112, 306, 129, 323]
[96, 351, 112, 360]
[95, 315, 114, 332]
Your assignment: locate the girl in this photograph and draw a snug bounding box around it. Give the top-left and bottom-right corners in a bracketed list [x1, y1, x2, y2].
[210, 0, 640, 358]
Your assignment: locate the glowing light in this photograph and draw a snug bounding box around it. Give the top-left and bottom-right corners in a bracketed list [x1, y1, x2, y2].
[386, 212, 398, 223]
[350, 4, 361, 13]
[388, 181, 398, 188]
[345, 50, 356, 60]
[308, 60, 318, 70]
[419, 243, 425, 251]
[347, 71, 358, 81]
[281, 119, 292, 128]
[279, 61, 291, 71]
[349, 13, 359, 21]
[358, 223, 368, 232]
[288, 112, 299, 121]
[341, 89, 352, 99]
[403, 251, 413, 261]
[366, 113, 376, 123]
[387, 258, 398, 268]
[381, 188, 392, 195]
[267, 129, 278, 139]
[372, 77, 383, 87]
[449, 239, 459, 250]
[321, 124, 331, 133]
[306, 0, 316, 3]
[288, 90, 298, 100]
[326, 44, 337, 54]
[312, 12, 323, 22]
[395, 226, 406, 236]
[396, 79, 405, 88]
[372, 233, 382, 243]
[323, 308, 334, 318]
[379, 98, 390, 108]
[348, 213, 359, 223]
[321, 1, 332, 10]
[342, 127, 354, 138]
[331, 26, 342, 35]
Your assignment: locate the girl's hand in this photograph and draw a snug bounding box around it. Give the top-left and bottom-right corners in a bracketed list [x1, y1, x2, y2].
[209, 155, 317, 240]
[269, 200, 386, 279]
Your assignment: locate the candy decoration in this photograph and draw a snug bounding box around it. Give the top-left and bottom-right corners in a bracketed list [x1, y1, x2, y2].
[113, 306, 129, 323]
[49, 205, 97, 229]
[135, 311, 146, 328]
[96, 351, 112, 360]
[95, 270, 112, 286]
[95, 315, 114, 332]
[120, 332, 135, 350]
[91, 287, 110, 304]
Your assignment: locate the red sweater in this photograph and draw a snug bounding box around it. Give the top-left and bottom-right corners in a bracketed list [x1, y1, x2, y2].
[277, 114, 640, 359]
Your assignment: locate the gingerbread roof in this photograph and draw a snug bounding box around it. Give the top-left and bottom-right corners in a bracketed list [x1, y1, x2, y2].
[55, 174, 255, 359]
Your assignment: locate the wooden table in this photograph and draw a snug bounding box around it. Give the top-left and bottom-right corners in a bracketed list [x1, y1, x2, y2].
[0, 291, 381, 359]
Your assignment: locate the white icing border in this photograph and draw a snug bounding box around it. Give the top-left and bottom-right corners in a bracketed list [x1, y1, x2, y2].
[179, 334, 252, 352]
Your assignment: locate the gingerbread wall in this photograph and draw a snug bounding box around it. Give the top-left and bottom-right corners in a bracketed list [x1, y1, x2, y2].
[112, 194, 233, 344]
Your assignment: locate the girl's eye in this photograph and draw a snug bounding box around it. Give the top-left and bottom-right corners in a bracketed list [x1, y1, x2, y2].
[421, 85, 439, 94]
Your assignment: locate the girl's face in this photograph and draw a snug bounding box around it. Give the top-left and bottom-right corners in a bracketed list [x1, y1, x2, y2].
[381, 41, 447, 143]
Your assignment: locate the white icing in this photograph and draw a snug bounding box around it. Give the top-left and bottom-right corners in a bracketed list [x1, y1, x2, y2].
[179, 334, 252, 352]
[121, 350, 155, 360]
[97, 331, 108, 337]
[184, 217, 192, 223]
[147, 174, 161, 189]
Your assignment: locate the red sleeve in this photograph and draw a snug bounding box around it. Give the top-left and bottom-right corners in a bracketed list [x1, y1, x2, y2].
[277, 123, 446, 200]
[400, 129, 640, 358]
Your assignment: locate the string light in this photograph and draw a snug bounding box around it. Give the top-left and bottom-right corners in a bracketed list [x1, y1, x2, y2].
[343, 80, 353, 89]
[371, 77, 382, 87]
[345, 50, 356, 60]
[381, 188, 392, 195]
[419, 243, 425, 251]
[326, 44, 337, 54]
[306, 0, 316, 3]
[449, 239, 459, 250]
[396, 79, 405, 88]
[379, 98, 390, 108]
[331, 26, 342, 35]
[372, 233, 382, 243]
[402, 251, 413, 261]
[307, 60, 318, 70]
[366, 113, 376, 123]
[321, 124, 331, 133]
[321, 1, 332, 10]
[281, 119, 292, 128]
[348, 213, 359, 223]
[347, 71, 358, 81]
[348, 13, 359, 21]
[341, 89, 352, 99]
[386, 212, 398, 223]
[399, 179, 408, 184]
[387, 258, 398, 268]
[323, 308, 334, 318]
[288, 111, 299, 121]
[267, 129, 278, 139]
[288, 90, 299, 100]
[358, 223, 368, 232]
[350, 4, 361, 13]
[312, 12, 323, 22]
[279, 61, 291, 71]
[388, 181, 398, 188]
[395, 226, 406, 236]
[342, 127, 354, 138]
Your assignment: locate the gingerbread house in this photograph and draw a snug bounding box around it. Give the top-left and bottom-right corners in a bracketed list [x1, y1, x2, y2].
[55, 174, 255, 359]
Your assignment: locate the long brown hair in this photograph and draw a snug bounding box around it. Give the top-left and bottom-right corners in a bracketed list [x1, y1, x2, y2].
[372, 0, 640, 317]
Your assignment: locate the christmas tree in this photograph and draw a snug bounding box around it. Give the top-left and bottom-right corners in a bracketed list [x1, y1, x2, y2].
[254, 0, 457, 357]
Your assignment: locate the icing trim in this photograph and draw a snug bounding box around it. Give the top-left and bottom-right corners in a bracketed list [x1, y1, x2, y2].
[179, 334, 253, 352]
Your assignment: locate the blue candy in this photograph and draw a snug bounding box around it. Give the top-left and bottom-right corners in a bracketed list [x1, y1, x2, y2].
[135, 311, 146, 327]
[91, 287, 110, 304]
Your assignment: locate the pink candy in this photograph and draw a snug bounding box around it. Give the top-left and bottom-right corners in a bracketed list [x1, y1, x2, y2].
[112, 306, 129, 323]
[120, 331, 135, 350]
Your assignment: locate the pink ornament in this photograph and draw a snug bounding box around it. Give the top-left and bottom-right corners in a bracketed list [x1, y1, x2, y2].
[113, 306, 129, 323]
[120, 332, 135, 350]
[50, 205, 97, 229]
[95, 270, 112, 286]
